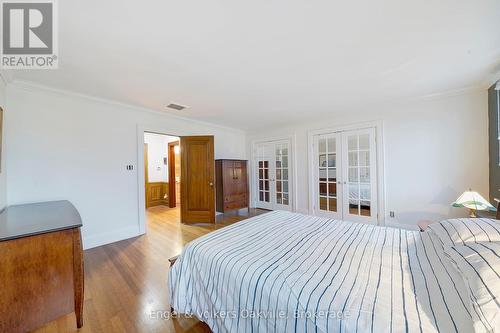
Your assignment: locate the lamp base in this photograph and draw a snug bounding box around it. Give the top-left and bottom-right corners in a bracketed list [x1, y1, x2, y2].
[469, 209, 477, 218]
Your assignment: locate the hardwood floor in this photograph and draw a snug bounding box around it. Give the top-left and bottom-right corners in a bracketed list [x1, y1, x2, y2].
[34, 206, 268, 333]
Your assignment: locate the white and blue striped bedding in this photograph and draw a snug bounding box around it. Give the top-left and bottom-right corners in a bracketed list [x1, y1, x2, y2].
[445, 242, 500, 332]
[168, 211, 474, 333]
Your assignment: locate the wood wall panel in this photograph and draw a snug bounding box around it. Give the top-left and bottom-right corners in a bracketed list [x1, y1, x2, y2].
[146, 182, 169, 208]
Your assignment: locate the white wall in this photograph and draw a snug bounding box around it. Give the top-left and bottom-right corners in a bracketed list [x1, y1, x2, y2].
[5, 82, 246, 249]
[247, 90, 489, 227]
[144, 133, 178, 182]
[0, 78, 6, 210]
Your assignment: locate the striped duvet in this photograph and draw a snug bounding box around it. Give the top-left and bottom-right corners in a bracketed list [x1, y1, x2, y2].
[169, 211, 474, 333]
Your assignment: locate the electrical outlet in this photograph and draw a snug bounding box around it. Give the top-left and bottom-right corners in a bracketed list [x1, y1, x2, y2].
[126, 165, 134, 171]
[389, 211, 395, 218]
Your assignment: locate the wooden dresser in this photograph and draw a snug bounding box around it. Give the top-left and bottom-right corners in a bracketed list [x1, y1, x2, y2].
[215, 159, 249, 213]
[0, 200, 84, 333]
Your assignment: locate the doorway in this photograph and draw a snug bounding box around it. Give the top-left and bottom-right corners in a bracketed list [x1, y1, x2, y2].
[140, 131, 216, 232]
[252, 139, 293, 211]
[310, 127, 379, 224]
[144, 133, 181, 210]
[168, 141, 181, 208]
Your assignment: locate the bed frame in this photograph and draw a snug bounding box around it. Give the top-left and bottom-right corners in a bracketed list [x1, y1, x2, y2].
[169, 255, 179, 313]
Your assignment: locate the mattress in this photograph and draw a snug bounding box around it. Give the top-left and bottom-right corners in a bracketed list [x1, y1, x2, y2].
[168, 211, 474, 333]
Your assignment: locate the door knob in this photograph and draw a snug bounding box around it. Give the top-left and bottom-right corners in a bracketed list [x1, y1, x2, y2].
[209, 182, 214, 187]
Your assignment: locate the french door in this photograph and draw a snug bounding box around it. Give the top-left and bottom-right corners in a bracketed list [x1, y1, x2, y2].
[254, 140, 292, 211]
[313, 128, 378, 223]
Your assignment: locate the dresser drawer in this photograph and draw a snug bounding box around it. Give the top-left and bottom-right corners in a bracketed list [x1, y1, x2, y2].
[224, 194, 247, 203]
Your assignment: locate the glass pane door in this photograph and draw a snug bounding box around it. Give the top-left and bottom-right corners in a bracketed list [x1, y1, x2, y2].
[314, 134, 342, 219]
[342, 128, 377, 223]
[312, 128, 377, 223]
[275, 143, 290, 208]
[254, 141, 292, 211]
[257, 159, 270, 204]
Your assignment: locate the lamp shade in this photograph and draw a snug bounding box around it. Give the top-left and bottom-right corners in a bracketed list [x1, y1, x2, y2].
[452, 191, 495, 211]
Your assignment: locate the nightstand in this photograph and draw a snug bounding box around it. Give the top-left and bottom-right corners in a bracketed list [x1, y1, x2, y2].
[417, 220, 434, 232]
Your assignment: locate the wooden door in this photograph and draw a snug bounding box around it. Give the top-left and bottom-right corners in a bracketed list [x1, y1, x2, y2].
[181, 136, 215, 224]
[144, 143, 149, 208]
[168, 141, 179, 208]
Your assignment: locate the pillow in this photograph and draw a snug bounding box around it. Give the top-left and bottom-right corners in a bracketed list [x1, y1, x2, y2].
[428, 218, 500, 247]
[445, 242, 500, 333]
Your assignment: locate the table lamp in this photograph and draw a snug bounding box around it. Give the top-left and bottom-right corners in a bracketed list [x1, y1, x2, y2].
[452, 190, 496, 218]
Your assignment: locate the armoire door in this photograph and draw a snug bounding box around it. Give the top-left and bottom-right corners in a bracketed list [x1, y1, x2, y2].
[232, 160, 248, 204]
[254, 140, 292, 211]
[313, 128, 378, 224]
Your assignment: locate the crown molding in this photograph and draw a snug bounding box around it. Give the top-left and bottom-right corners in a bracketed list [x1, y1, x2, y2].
[8, 79, 247, 135]
[409, 84, 484, 102]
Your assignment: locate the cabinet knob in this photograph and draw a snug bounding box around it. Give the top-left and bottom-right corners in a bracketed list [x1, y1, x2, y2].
[209, 182, 214, 187]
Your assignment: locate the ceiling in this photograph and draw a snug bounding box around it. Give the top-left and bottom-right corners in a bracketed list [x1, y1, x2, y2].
[10, 0, 500, 131]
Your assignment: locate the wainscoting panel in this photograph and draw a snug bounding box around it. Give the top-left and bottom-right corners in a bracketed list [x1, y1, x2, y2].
[146, 182, 169, 208]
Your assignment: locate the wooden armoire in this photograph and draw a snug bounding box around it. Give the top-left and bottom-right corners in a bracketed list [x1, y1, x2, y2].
[215, 159, 249, 213]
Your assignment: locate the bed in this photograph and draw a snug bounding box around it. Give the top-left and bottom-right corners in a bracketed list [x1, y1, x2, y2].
[168, 211, 478, 333]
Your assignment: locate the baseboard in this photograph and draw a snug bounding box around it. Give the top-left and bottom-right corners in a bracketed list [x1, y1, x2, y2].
[83, 226, 143, 250]
[146, 200, 168, 208]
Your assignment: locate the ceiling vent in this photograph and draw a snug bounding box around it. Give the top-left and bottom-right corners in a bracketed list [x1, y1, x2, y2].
[167, 103, 187, 111]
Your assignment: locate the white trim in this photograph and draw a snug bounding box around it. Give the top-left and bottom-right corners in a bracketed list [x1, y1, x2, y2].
[9, 80, 246, 135]
[307, 121, 386, 225]
[411, 85, 483, 102]
[137, 125, 186, 235]
[250, 135, 297, 212]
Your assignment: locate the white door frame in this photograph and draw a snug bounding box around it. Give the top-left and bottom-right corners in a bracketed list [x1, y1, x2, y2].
[250, 135, 297, 212]
[136, 124, 192, 235]
[307, 121, 386, 225]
